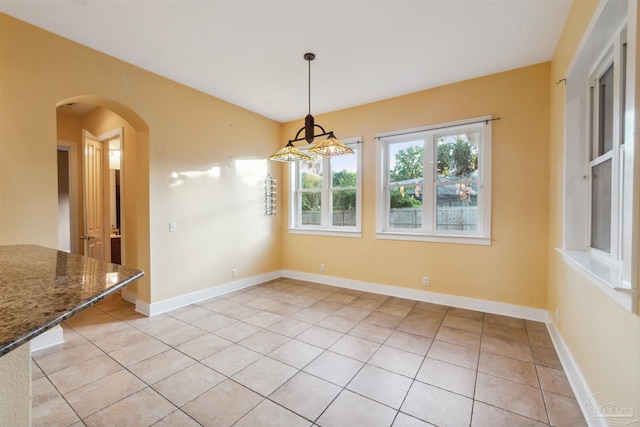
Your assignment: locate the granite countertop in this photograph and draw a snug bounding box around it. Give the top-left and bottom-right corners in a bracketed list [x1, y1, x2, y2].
[0, 245, 144, 356]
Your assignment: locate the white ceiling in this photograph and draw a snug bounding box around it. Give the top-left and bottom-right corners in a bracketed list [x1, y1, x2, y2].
[0, 0, 572, 123]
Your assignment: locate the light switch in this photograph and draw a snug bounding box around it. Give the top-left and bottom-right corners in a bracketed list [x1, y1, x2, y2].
[169, 222, 177, 232]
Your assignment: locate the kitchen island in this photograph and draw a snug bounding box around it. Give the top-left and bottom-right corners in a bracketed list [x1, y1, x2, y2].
[0, 245, 144, 425]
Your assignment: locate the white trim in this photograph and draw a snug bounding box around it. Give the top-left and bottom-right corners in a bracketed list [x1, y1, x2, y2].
[129, 268, 546, 322]
[546, 322, 596, 426]
[135, 271, 283, 316]
[281, 270, 547, 322]
[375, 115, 494, 139]
[622, 0, 640, 309]
[121, 287, 137, 304]
[376, 231, 491, 246]
[567, 0, 628, 80]
[288, 228, 362, 238]
[30, 326, 64, 353]
[558, 248, 636, 312]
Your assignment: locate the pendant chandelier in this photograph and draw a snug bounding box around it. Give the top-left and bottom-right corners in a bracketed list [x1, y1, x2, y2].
[270, 53, 353, 162]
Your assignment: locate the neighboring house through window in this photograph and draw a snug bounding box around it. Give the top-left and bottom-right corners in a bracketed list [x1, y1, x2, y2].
[376, 116, 492, 245]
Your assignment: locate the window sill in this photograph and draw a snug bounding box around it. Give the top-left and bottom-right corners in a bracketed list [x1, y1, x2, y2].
[376, 231, 490, 246]
[557, 248, 637, 313]
[288, 228, 362, 238]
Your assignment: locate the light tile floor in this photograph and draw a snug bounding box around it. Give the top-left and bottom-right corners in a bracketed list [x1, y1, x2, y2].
[31, 279, 587, 426]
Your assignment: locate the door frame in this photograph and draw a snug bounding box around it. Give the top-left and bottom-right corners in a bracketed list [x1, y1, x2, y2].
[57, 141, 80, 254]
[97, 127, 125, 264]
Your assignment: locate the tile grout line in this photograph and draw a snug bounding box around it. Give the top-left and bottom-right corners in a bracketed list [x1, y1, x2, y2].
[32, 280, 582, 427]
[468, 307, 486, 427]
[66, 308, 185, 425]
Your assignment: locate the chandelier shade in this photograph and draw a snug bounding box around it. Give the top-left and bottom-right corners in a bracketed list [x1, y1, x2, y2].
[308, 133, 354, 157]
[269, 141, 311, 162]
[269, 52, 352, 162]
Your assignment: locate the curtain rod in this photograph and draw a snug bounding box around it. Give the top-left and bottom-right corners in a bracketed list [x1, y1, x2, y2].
[374, 117, 501, 140]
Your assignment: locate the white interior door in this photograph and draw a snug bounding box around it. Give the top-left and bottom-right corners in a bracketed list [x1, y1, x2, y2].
[82, 130, 110, 261]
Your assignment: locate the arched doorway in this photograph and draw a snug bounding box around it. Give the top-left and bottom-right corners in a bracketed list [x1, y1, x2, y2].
[56, 96, 151, 306]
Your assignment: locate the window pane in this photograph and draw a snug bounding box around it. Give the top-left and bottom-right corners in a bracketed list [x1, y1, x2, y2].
[389, 186, 422, 229]
[598, 64, 614, 155]
[301, 191, 321, 225]
[388, 141, 423, 230]
[621, 43, 627, 145]
[437, 132, 479, 180]
[436, 183, 478, 231]
[301, 156, 322, 189]
[331, 151, 357, 188]
[332, 190, 356, 227]
[389, 140, 423, 184]
[589, 85, 595, 159]
[591, 159, 612, 253]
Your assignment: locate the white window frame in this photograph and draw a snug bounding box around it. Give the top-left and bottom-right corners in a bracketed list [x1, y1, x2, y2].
[376, 116, 492, 245]
[288, 137, 362, 237]
[587, 48, 623, 262]
[560, 0, 638, 313]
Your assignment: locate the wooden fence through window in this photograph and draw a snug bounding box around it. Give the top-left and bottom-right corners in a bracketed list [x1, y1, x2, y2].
[301, 207, 477, 230]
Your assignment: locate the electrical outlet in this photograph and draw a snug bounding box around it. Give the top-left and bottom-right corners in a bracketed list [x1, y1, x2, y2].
[320, 264, 325, 272]
[423, 277, 430, 286]
[232, 268, 237, 278]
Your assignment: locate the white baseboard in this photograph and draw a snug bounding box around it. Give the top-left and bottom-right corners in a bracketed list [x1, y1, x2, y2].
[136, 270, 284, 316]
[130, 269, 547, 322]
[121, 288, 137, 304]
[545, 323, 635, 427]
[131, 269, 548, 322]
[282, 270, 549, 322]
[30, 325, 64, 353]
[546, 322, 600, 426]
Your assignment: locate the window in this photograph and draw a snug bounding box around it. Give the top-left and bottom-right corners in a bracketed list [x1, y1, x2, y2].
[376, 117, 492, 245]
[289, 138, 362, 236]
[589, 57, 623, 257]
[562, 3, 638, 313]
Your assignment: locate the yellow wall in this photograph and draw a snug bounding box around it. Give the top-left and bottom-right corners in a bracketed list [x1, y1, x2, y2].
[0, 14, 283, 303]
[281, 63, 551, 309]
[548, 0, 640, 415]
[3, 3, 638, 412]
